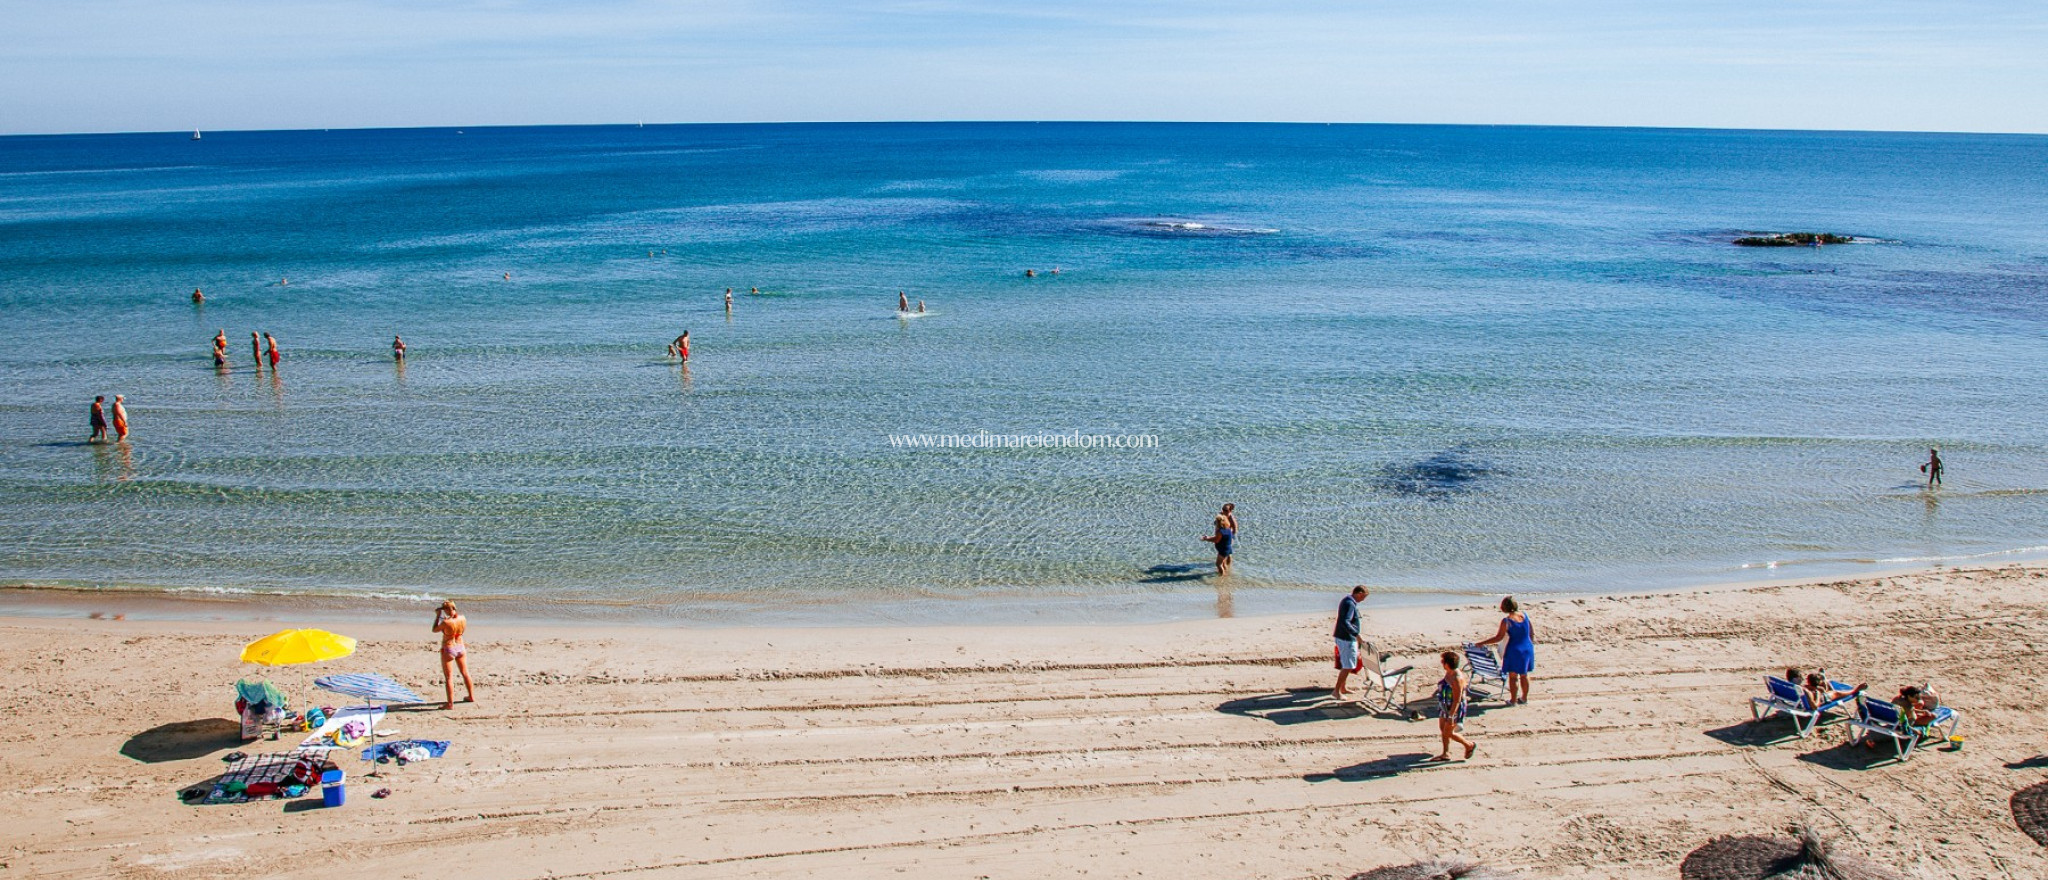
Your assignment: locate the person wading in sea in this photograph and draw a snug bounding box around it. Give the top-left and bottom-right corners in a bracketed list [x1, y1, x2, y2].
[1202, 503, 1237, 576]
[1921, 448, 1944, 490]
[89, 395, 108, 443]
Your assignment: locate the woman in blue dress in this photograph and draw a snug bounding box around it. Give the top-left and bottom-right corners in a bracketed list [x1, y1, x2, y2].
[1476, 596, 1535, 705]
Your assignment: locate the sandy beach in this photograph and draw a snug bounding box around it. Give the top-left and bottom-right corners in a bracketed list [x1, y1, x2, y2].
[5, 565, 2047, 879]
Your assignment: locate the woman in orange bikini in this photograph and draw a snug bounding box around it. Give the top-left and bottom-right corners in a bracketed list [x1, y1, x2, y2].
[432, 600, 476, 709]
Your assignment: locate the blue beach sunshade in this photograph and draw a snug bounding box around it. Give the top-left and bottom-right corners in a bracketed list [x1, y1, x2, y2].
[314, 673, 427, 705]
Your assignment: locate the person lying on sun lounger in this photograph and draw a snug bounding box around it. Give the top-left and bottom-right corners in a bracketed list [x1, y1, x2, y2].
[1802, 672, 1864, 709]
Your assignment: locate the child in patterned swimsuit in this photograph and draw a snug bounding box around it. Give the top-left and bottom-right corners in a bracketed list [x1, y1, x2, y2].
[1430, 650, 1477, 762]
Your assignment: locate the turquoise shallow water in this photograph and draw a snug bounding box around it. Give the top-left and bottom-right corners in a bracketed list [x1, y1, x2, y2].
[2, 122, 2045, 622]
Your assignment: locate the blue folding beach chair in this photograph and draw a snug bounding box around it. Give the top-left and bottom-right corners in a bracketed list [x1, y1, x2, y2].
[1462, 643, 1507, 703]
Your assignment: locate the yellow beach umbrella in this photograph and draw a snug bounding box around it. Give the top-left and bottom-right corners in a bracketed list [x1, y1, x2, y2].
[241, 628, 357, 666]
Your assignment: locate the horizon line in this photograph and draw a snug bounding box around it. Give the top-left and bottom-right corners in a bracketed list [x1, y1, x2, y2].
[6, 119, 2047, 140]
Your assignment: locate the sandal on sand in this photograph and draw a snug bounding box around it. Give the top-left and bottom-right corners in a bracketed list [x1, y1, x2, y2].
[371, 788, 392, 799]
[1464, 743, 1478, 760]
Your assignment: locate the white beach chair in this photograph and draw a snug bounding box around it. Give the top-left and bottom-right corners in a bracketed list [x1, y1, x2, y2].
[1358, 642, 1417, 719]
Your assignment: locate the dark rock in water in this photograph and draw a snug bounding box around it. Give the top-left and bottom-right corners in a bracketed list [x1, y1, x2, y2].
[1377, 448, 1494, 499]
[1734, 232, 1855, 247]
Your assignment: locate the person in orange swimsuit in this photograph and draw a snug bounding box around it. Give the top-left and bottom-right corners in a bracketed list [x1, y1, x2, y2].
[432, 600, 475, 709]
[110, 395, 129, 440]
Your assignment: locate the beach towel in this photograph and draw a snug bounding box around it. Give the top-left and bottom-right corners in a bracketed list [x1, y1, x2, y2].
[298, 705, 385, 749]
[360, 739, 451, 763]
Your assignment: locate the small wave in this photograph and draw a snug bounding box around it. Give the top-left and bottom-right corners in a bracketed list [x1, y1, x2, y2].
[1100, 218, 1279, 238]
[1020, 169, 1126, 184]
[1868, 545, 2048, 565]
[1739, 544, 2048, 571]
[1, 581, 447, 604]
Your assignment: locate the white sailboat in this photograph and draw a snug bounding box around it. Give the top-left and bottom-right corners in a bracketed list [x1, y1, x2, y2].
[191, 130, 202, 141]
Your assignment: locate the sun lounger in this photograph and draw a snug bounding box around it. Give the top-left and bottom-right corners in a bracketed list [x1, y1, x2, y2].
[1358, 642, 1416, 719]
[1462, 643, 1507, 702]
[1849, 698, 1961, 761]
[1749, 676, 1859, 739]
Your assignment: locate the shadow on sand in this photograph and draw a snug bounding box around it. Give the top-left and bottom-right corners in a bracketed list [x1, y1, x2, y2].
[121, 718, 243, 763]
[1794, 739, 1903, 771]
[1701, 718, 1807, 749]
[1218, 688, 1368, 725]
[1304, 752, 1438, 782]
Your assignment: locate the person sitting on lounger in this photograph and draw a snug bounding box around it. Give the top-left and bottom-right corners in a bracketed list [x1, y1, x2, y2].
[1802, 672, 1863, 708]
[1895, 686, 1937, 728]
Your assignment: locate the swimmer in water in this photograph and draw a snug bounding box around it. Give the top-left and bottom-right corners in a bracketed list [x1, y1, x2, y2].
[504, 272, 511, 281]
[1052, 266, 1061, 275]
[899, 291, 909, 313]
[111, 394, 129, 441]
[251, 331, 262, 369]
[90, 395, 108, 443]
[213, 330, 229, 367]
[674, 331, 690, 361]
[392, 335, 406, 360]
[191, 288, 204, 304]
[280, 277, 288, 286]
[1024, 269, 1036, 278]
[750, 287, 759, 296]
[264, 333, 280, 369]
[1921, 448, 1944, 489]
[725, 290, 733, 312]
[917, 300, 926, 314]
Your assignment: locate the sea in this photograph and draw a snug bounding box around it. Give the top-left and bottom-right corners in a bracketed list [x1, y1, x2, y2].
[2, 122, 2045, 624]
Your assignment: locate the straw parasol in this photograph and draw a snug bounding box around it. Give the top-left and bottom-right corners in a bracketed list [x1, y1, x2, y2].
[1349, 860, 1522, 880]
[1680, 826, 1904, 880]
[2012, 781, 2048, 846]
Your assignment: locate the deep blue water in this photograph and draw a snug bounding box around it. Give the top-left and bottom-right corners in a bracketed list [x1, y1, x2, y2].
[2, 122, 2045, 622]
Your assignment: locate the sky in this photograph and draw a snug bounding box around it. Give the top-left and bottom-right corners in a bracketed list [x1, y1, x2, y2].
[2, 1, 2044, 135]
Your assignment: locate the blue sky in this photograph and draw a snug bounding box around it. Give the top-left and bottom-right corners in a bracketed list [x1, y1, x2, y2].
[2, 1, 2043, 135]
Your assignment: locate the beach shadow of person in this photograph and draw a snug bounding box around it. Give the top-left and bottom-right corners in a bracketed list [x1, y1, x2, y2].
[1304, 752, 1434, 782]
[122, 718, 243, 763]
[281, 798, 329, 813]
[1138, 563, 1208, 584]
[1794, 739, 1898, 771]
[2005, 756, 2048, 770]
[1702, 719, 1804, 749]
[1218, 689, 1367, 725]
